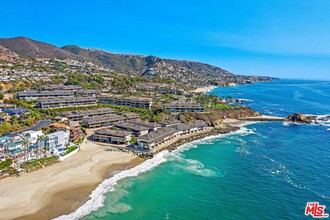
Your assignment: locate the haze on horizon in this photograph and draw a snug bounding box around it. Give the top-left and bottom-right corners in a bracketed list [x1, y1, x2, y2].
[1, 0, 330, 80]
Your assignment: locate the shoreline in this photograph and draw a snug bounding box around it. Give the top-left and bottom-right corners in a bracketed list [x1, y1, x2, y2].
[0, 123, 250, 220]
[193, 85, 217, 93]
[0, 140, 143, 220]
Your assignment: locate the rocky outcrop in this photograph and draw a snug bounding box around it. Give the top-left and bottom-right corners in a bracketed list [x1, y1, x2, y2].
[179, 107, 259, 127]
[287, 113, 313, 123]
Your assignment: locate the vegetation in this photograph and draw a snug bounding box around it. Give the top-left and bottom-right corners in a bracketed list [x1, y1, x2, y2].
[208, 103, 238, 110]
[20, 157, 58, 170]
[0, 159, 12, 170]
[129, 136, 138, 145]
[63, 146, 78, 156]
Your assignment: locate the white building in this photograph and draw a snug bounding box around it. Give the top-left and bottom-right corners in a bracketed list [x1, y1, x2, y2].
[21, 130, 44, 144]
[37, 131, 69, 155]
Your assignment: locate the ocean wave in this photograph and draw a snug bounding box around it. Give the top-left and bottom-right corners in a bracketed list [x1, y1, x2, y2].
[55, 126, 255, 220]
[54, 150, 170, 220]
[173, 157, 218, 177]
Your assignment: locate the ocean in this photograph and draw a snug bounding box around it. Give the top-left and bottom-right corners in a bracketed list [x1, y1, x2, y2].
[58, 79, 330, 220]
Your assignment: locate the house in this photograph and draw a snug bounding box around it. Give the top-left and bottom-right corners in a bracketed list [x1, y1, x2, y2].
[0, 136, 12, 153]
[21, 130, 44, 144]
[3, 141, 25, 159]
[0, 112, 9, 122]
[98, 95, 153, 109]
[113, 122, 149, 137]
[128, 119, 161, 131]
[93, 129, 132, 145]
[137, 127, 177, 149]
[0, 104, 16, 110]
[49, 122, 82, 141]
[3, 108, 30, 118]
[37, 131, 69, 155]
[163, 103, 205, 113]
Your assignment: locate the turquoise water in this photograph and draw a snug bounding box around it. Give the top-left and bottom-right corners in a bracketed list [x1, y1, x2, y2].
[59, 79, 330, 220]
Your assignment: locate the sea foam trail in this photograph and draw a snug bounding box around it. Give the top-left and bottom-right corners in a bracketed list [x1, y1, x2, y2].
[55, 126, 252, 220]
[54, 151, 170, 220]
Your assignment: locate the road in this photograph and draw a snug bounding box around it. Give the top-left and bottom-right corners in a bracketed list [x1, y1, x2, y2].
[7, 120, 52, 137]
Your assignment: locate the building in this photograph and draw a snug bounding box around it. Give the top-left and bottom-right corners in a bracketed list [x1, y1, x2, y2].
[163, 103, 205, 113]
[61, 108, 116, 121]
[16, 90, 74, 100]
[40, 85, 82, 91]
[37, 131, 69, 154]
[93, 128, 132, 144]
[75, 89, 98, 97]
[173, 120, 208, 136]
[98, 95, 153, 109]
[49, 122, 83, 141]
[113, 122, 149, 137]
[0, 112, 9, 122]
[137, 127, 177, 149]
[0, 104, 16, 110]
[3, 108, 30, 118]
[159, 120, 182, 127]
[121, 112, 139, 120]
[82, 114, 125, 128]
[21, 130, 44, 144]
[36, 97, 97, 109]
[137, 120, 208, 150]
[128, 119, 161, 131]
[2, 141, 25, 159]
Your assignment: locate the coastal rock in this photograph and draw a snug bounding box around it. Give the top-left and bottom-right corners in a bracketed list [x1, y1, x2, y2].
[287, 113, 311, 123]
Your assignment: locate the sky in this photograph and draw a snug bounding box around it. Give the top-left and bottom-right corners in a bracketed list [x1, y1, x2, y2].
[1, 0, 330, 80]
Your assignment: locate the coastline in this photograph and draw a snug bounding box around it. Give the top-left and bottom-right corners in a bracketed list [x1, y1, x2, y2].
[0, 123, 251, 220]
[0, 141, 143, 220]
[193, 85, 217, 93]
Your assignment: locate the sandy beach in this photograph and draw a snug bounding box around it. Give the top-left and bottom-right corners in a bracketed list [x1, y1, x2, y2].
[193, 85, 217, 93]
[0, 140, 142, 220]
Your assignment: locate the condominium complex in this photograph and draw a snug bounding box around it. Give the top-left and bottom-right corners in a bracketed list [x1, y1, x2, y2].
[36, 97, 97, 109]
[17, 90, 74, 100]
[113, 122, 149, 137]
[82, 114, 125, 128]
[93, 129, 132, 145]
[98, 96, 153, 109]
[61, 108, 116, 121]
[163, 103, 205, 113]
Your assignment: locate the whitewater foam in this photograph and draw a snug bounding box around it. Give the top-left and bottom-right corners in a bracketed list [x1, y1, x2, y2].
[55, 126, 254, 220]
[54, 150, 170, 220]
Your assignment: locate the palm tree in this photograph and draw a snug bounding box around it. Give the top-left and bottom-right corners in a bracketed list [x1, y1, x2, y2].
[22, 140, 29, 162]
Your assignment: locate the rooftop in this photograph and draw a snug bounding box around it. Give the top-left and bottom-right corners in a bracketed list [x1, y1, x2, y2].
[113, 122, 149, 132]
[128, 119, 162, 128]
[94, 128, 132, 137]
[138, 127, 176, 143]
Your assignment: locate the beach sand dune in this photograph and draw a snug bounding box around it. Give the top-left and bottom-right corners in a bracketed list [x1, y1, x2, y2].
[0, 141, 141, 220]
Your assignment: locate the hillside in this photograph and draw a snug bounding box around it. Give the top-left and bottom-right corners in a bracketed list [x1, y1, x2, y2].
[0, 37, 78, 60]
[0, 36, 275, 85]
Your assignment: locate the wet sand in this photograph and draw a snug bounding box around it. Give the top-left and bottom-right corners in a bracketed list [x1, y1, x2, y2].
[0, 141, 143, 220]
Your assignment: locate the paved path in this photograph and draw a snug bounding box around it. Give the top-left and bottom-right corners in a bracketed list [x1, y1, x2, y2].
[7, 120, 52, 137]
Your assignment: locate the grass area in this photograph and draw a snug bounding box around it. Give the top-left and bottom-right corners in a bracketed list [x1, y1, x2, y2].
[0, 159, 12, 170]
[207, 103, 238, 110]
[129, 136, 138, 145]
[20, 157, 58, 170]
[63, 146, 78, 156]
